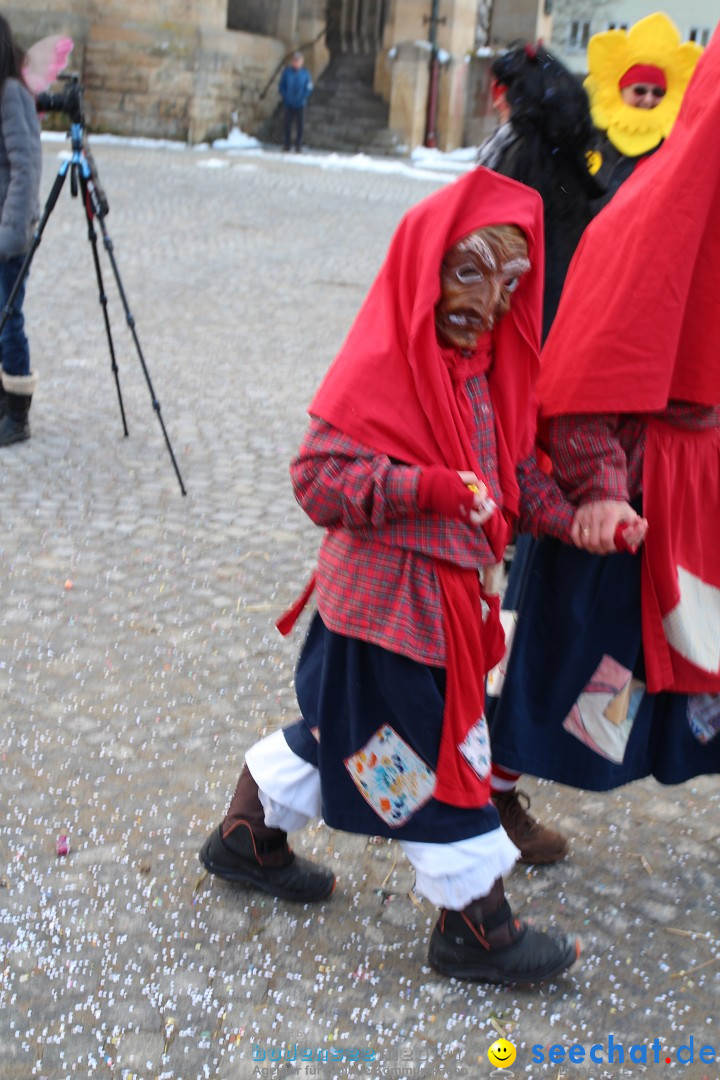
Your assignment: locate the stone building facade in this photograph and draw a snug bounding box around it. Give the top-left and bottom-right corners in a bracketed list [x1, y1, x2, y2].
[12, 0, 548, 149]
[13, 0, 327, 144]
[550, 0, 717, 74]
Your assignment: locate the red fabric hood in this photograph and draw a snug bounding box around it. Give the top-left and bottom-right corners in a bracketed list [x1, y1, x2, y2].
[309, 167, 545, 520]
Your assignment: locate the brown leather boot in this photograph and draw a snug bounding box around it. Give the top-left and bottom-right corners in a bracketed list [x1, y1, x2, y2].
[492, 789, 569, 864]
[428, 877, 579, 985]
[222, 764, 289, 850]
[199, 765, 335, 902]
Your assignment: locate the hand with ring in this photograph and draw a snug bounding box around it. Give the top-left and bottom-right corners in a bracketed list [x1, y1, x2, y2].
[571, 499, 648, 554]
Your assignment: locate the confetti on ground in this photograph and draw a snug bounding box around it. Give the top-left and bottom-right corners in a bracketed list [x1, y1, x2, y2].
[2, 139, 719, 1080]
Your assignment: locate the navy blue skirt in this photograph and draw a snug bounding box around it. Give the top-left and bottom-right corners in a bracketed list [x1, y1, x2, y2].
[286, 614, 500, 842]
[488, 537, 720, 790]
[502, 533, 536, 610]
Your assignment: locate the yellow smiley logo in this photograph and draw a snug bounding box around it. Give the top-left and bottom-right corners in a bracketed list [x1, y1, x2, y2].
[488, 1038, 517, 1068]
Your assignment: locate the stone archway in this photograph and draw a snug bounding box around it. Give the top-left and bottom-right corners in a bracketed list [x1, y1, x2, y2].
[326, 0, 388, 54]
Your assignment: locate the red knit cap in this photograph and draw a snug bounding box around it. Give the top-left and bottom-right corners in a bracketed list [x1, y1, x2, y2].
[619, 63, 667, 89]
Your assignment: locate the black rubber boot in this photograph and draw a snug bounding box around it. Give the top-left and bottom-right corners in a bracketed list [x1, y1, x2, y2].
[428, 877, 579, 985]
[0, 372, 36, 446]
[198, 766, 335, 902]
[199, 824, 335, 902]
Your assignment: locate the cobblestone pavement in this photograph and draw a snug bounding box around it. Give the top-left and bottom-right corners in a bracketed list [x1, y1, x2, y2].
[1, 140, 719, 1080]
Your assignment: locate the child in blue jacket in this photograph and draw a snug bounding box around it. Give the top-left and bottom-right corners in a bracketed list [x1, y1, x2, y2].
[279, 51, 313, 152]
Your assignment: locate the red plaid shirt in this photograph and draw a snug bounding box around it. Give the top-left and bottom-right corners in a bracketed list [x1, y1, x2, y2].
[291, 373, 574, 664]
[549, 402, 720, 503]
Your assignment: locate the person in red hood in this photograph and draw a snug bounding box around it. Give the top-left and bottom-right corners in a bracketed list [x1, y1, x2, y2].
[198, 166, 601, 985]
[488, 26, 720, 841]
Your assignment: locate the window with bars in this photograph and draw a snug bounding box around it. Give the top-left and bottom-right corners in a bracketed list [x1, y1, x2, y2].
[689, 26, 711, 45]
[567, 20, 592, 50]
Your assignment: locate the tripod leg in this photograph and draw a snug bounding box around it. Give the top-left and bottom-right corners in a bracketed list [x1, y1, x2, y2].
[84, 179, 187, 496]
[80, 176, 129, 437]
[0, 166, 69, 337]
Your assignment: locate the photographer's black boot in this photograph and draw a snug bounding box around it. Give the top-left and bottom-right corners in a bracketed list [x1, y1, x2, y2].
[428, 876, 579, 985]
[0, 372, 36, 447]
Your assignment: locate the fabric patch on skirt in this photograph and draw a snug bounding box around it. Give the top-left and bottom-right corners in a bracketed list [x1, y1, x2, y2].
[563, 654, 645, 764]
[687, 694, 720, 744]
[344, 725, 435, 828]
[458, 715, 491, 780]
[662, 566, 720, 675]
[485, 610, 518, 698]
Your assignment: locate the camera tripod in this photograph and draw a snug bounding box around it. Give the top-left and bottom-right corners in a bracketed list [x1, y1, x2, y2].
[0, 115, 187, 494]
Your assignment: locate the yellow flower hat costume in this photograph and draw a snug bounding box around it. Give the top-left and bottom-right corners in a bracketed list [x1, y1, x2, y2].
[584, 12, 703, 157]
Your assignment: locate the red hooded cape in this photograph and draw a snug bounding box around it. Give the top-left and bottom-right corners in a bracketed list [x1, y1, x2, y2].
[311, 167, 544, 523]
[307, 167, 545, 807]
[537, 29, 720, 694]
[538, 26, 720, 417]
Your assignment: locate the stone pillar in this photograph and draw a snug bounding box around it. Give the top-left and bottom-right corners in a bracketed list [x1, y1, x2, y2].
[463, 53, 495, 147]
[489, 0, 545, 47]
[433, 0, 476, 150]
[296, 0, 330, 76]
[276, 0, 299, 45]
[387, 41, 429, 151]
[381, 0, 477, 150]
[374, 0, 398, 98]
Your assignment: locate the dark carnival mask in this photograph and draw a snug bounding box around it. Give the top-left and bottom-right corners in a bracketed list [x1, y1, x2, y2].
[435, 225, 530, 352]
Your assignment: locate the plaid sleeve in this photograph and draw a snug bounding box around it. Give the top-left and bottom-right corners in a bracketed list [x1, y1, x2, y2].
[290, 417, 420, 529]
[665, 401, 720, 428]
[516, 452, 575, 541]
[549, 414, 631, 503]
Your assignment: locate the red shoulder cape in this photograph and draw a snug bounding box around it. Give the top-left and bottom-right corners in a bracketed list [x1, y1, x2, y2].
[310, 167, 544, 521]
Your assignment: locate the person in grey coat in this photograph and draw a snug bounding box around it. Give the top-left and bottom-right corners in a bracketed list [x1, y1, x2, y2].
[0, 14, 42, 446]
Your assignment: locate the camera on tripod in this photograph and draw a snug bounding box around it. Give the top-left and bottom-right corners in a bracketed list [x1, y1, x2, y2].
[36, 73, 85, 125]
[35, 73, 110, 218]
